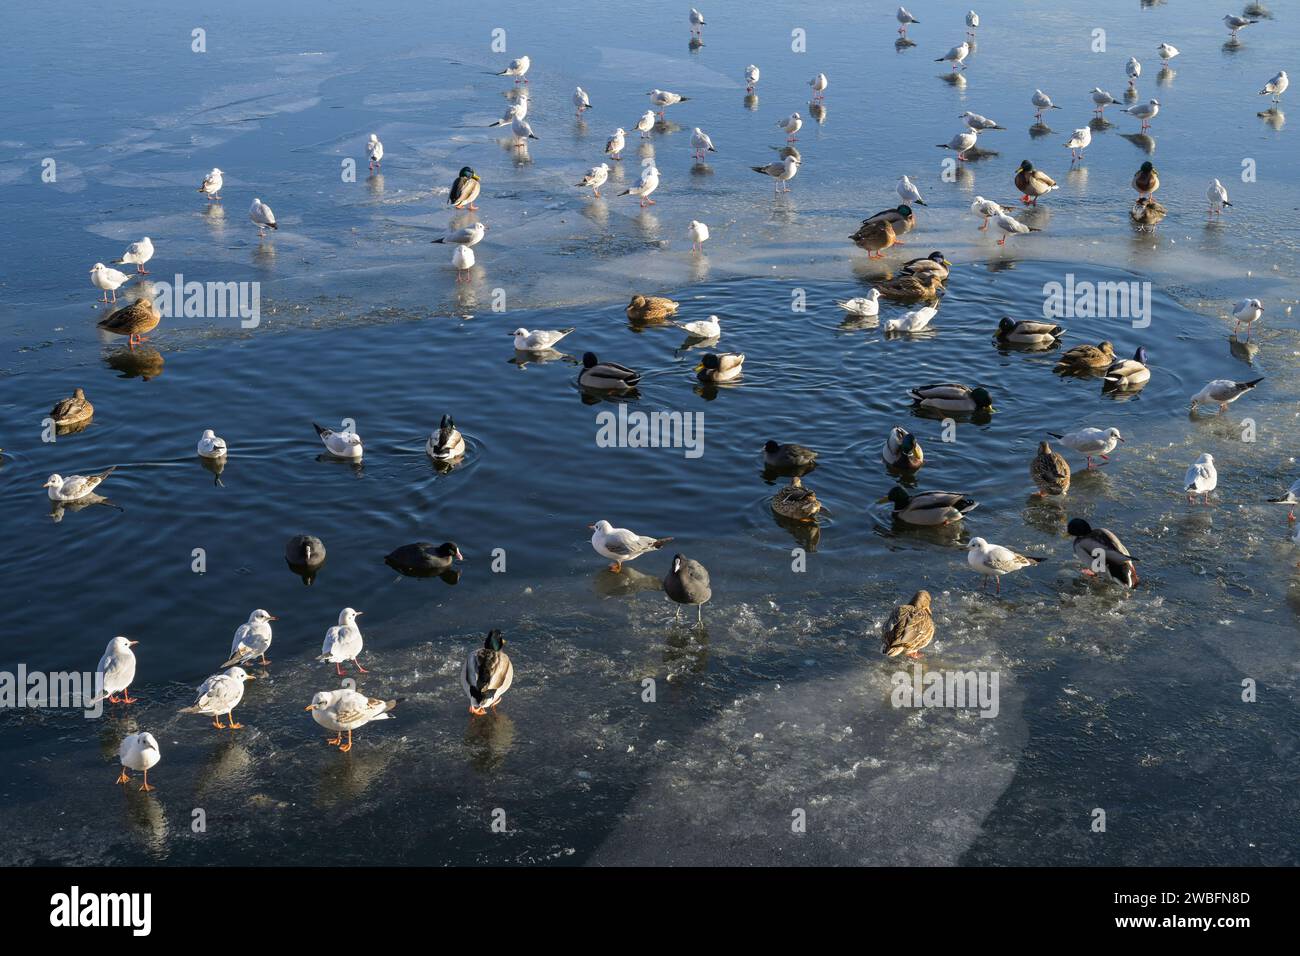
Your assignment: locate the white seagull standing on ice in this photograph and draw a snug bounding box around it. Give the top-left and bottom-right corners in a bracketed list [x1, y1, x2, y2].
[970, 196, 1005, 230]
[1090, 88, 1119, 114]
[1123, 98, 1159, 130]
[92, 636, 138, 705]
[198, 167, 223, 200]
[687, 219, 710, 251]
[116, 732, 160, 791]
[114, 237, 154, 275]
[318, 608, 366, 676]
[576, 163, 610, 197]
[509, 111, 539, 147]
[223, 609, 276, 668]
[751, 155, 800, 193]
[690, 127, 716, 160]
[1223, 14, 1258, 38]
[745, 64, 760, 92]
[960, 111, 1005, 131]
[634, 110, 656, 138]
[937, 129, 979, 161]
[1207, 179, 1231, 217]
[489, 94, 527, 127]
[808, 73, 829, 101]
[452, 244, 475, 281]
[777, 111, 803, 142]
[990, 211, 1037, 246]
[573, 86, 592, 114]
[1184, 454, 1217, 505]
[366, 133, 383, 170]
[196, 428, 227, 459]
[431, 222, 486, 247]
[605, 127, 626, 159]
[896, 6, 920, 36]
[249, 198, 277, 237]
[313, 422, 363, 459]
[589, 519, 673, 573]
[966, 10, 979, 38]
[619, 165, 660, 206]
[1031, 89, 1060, 120]
[1158, 43, 1179, 63]
[306, 689, 397, 752]
[1259, 70, 1289, 104]
[1047, 426, 1123, 468]
[936, 43, 970, 72]
[180, 667, 255, 730]
[648, 89, 689, 117]
[967, 538, 1043, 594]
[1190, 377, 1263, 413]
[90, 263, 133, 303]
[1232, 298, 1263, 337]
[897, 175, 927, 206]
[497, 55, 530, 84]
[1065, 126, 1092, 161]
[689, 8, 706, 36]
[1126, 56, 1141, 90]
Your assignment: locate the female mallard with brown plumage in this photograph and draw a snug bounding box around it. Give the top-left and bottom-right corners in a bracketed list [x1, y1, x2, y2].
[627, 294, 679, 322]
[1130, 197, 1166, 225]
[1014, 160, 1059, 205]
[772, 475, 821, 521]
[97, 297, 160, 348]
[849, 218, 897, 259]
[875, 270, 944, 302]
[1030, 440, 1071, 496]
[1054, 340, 1114, 372]
[1132, 161, 1159, 197]
[881, 590, 935, 658]
[50, 388, 94, 427]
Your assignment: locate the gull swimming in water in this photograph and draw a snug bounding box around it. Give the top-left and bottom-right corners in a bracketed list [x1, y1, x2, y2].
[463, 630, 514, 715]
[1126, 56, 1141, 90]
[745, 64, 760, 92]
[575, 163, 610, 197]
[1064, 126, 1092, 161]
[936, 43, 970, 71]
[884, 305, 938, 333]
[1259, 70, 1289, 104]
[960, 111, 1005, 131]
[648, 89, 689, 117]
[196, 429, 227, 459]
[690, 127, 716, 160]
[966, 537, 1043, 594]
[1031, 89, 1061, 120]
[751, 155, 800, 193]
[249, 198, 277, 237]
[431, 222, 486, 247]
[497, 55, 531, 84]
[223, 609, 276, 668]
[113, 236, 154, 275]
[777, 111, 803, 141]
[198, 167, 223, 200]
[835, 290, 881, 317]
[896, 5, 920, 36]
[313, 422, 362, 459]
[573, 86, 591, 114]
[1090, 88, 1119, 114]
[180, 667, 255, 729]
[1047, 427, 1124, 468]
[687, 219, 710, 251]
[116, 732, 160, 792]
[808, 72, 829, 102]
[307, 688, 398, 751]
[673, 313, 721, 338]
[45, 467, 115, 502]
[1190, 377, 1263, 413]
[90, 263, 132, 303]
[1123, 98, 1159, 130]
[1232, 298, 1262, 337]
[634, 111, 656, 138]
[937, 129, 978, 160]
[319, 607, 366, 675]
[605, 127, 626, 159]
[897, 175, 927, 206]
[1184, 453, 1217, 505]
[512, 327, 575, 351]
[452, 244, 475, 281]
[618, 165, 660, 206]
[366, 133, 383, 170]
[92, 636, 138, 705]
[589, 519, 673, 573]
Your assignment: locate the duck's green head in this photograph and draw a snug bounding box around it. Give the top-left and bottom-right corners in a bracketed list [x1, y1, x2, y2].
[1066, 518, 1092, 538]
[700, 353, 721, 370]
[997, 316, 1016, 333]
[485, 629, 505, 651]
[458, 166, 479, 181]
[929, 250, 949, 265]
[1139, 161, 1154, 173]
[899, 431, 918, 454]
[1019, 160, 1034, 173]
[879, 486, 911, 508]
[971, 386, 994, 408]
[896, 204, 913, 217]
[582, 351, 599, 369]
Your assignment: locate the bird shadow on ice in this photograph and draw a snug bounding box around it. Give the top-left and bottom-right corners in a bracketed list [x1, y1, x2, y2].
[1028, 122, 1054, 139]
[1258, 107, 1285, 131]
[591, 565, 662, 598]
[463, 710, 516, 773]
[1120, 132, 1156, 154]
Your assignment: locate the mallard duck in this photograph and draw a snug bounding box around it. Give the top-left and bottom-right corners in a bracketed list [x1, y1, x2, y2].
[663, 553, 712, 623]
[579, 352, 640, 391]
[772, 475, 821, 521]
[97, 297, 160, 348]
[909, 383, 994, 414]
[50, 387, 94, 427]
[1014, 160, 1058, 204]
[876, 270, 944, 302]
[879, 487, 978, 525]
[696, 352, 744, 383]
[967, 538, 1044, 593]
[763, 440, 818, 470]
[307, 689, 398, 751]
[882, 426, 924, 471]
[1132, 161, 1159, 197]
[449, 166, 482, 210]
[995, 317, 1064, 347]
[426, 414, 465, 460]
[1067, 518, 1137, 587]
[462, 630, 514, 715]
[881, 589, 935, 658]
[1102, 346, 1150, 391]
[385, 541, 463, 576]
[1130, 197, 1166, 225]
[1055, 340, 1114, 372]
[862, 204, 916, 236]
[901, 251, 951, 279]
[1030, 440, 1071, 496]
[1190, 377, 1263, 413]
[627, 294, 679, 322]
[849, 218, 897, 259]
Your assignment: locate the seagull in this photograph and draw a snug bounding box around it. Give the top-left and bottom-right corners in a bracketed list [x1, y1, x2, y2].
[1047, 426, 1124, 468]
[489, 97, 527, 127]
[745, 65, 760, 92]
[673, 313, 721, 338]
[897, 174, 927, 206]
[648, 89, 689, 117]
[1065, 126, 1092, 161]
[777, 111, 803, 142]
[835, 290, 882, 316]
[970, 195, 1005, 230]
[687, 219, 710, 251]
[936, 43, 970, 71]
[967, 537, 1043, 594]
[198, 167, 223, 201]
[509, 111, 539, 147]
[249, 198, 277, 237]
[431, 222, 487, 247]
[575, 163, 610, 197]
[89, 263, 132, 303]
[313, 422, 363, 459]
[1259, 70, 1289, 104]
[573, 86, 592, 114]
[966, 10, 979, 38]
[664, 553, 712, 623]
[605, 127, 626, 160]
[751, 155, 800, 193]
[113, 237, 154, 275]
[897, 5, 920, 36]
[618, 165, 660, 206]
[497, 55, 531, 84]
[885, 305, 938, 333]
[589, 519, 673, 573]
[179, 667, 254, 730]
[1224, 14, 1259, 38]
[307, 689, 398, 751]
[937, 129, 979, 161]
[196, 428, 227, 459]
[452, 245, 475, 281]
[960, 111, 1005, 131]
[1232, 298, 1263, 337]
[1123, 98, 1159, 130]
[1158, 43, 1180, 62]
[45, 467, 115, 502]
[366, 133, 383, 170]
[511, 327, 575, 351]
[689, 7, 706, 36]
[223, 609, 276, 668]
[1126, 56, 1141, 90]
[1190, 377, 1263, 413]
[1266, 478, 1300, 521]
[318, 607, 366, 676]
[634, 111, 656, 138]
[1090, 88, 1119, 114]
[116, 732, 160, 792]
[92, 636, 138, 705]
[690, 127, 716, 160]
[808, 72, 829, 102]
[1031, 89, 1061, 120]
[1184, 453, 1217, 505]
